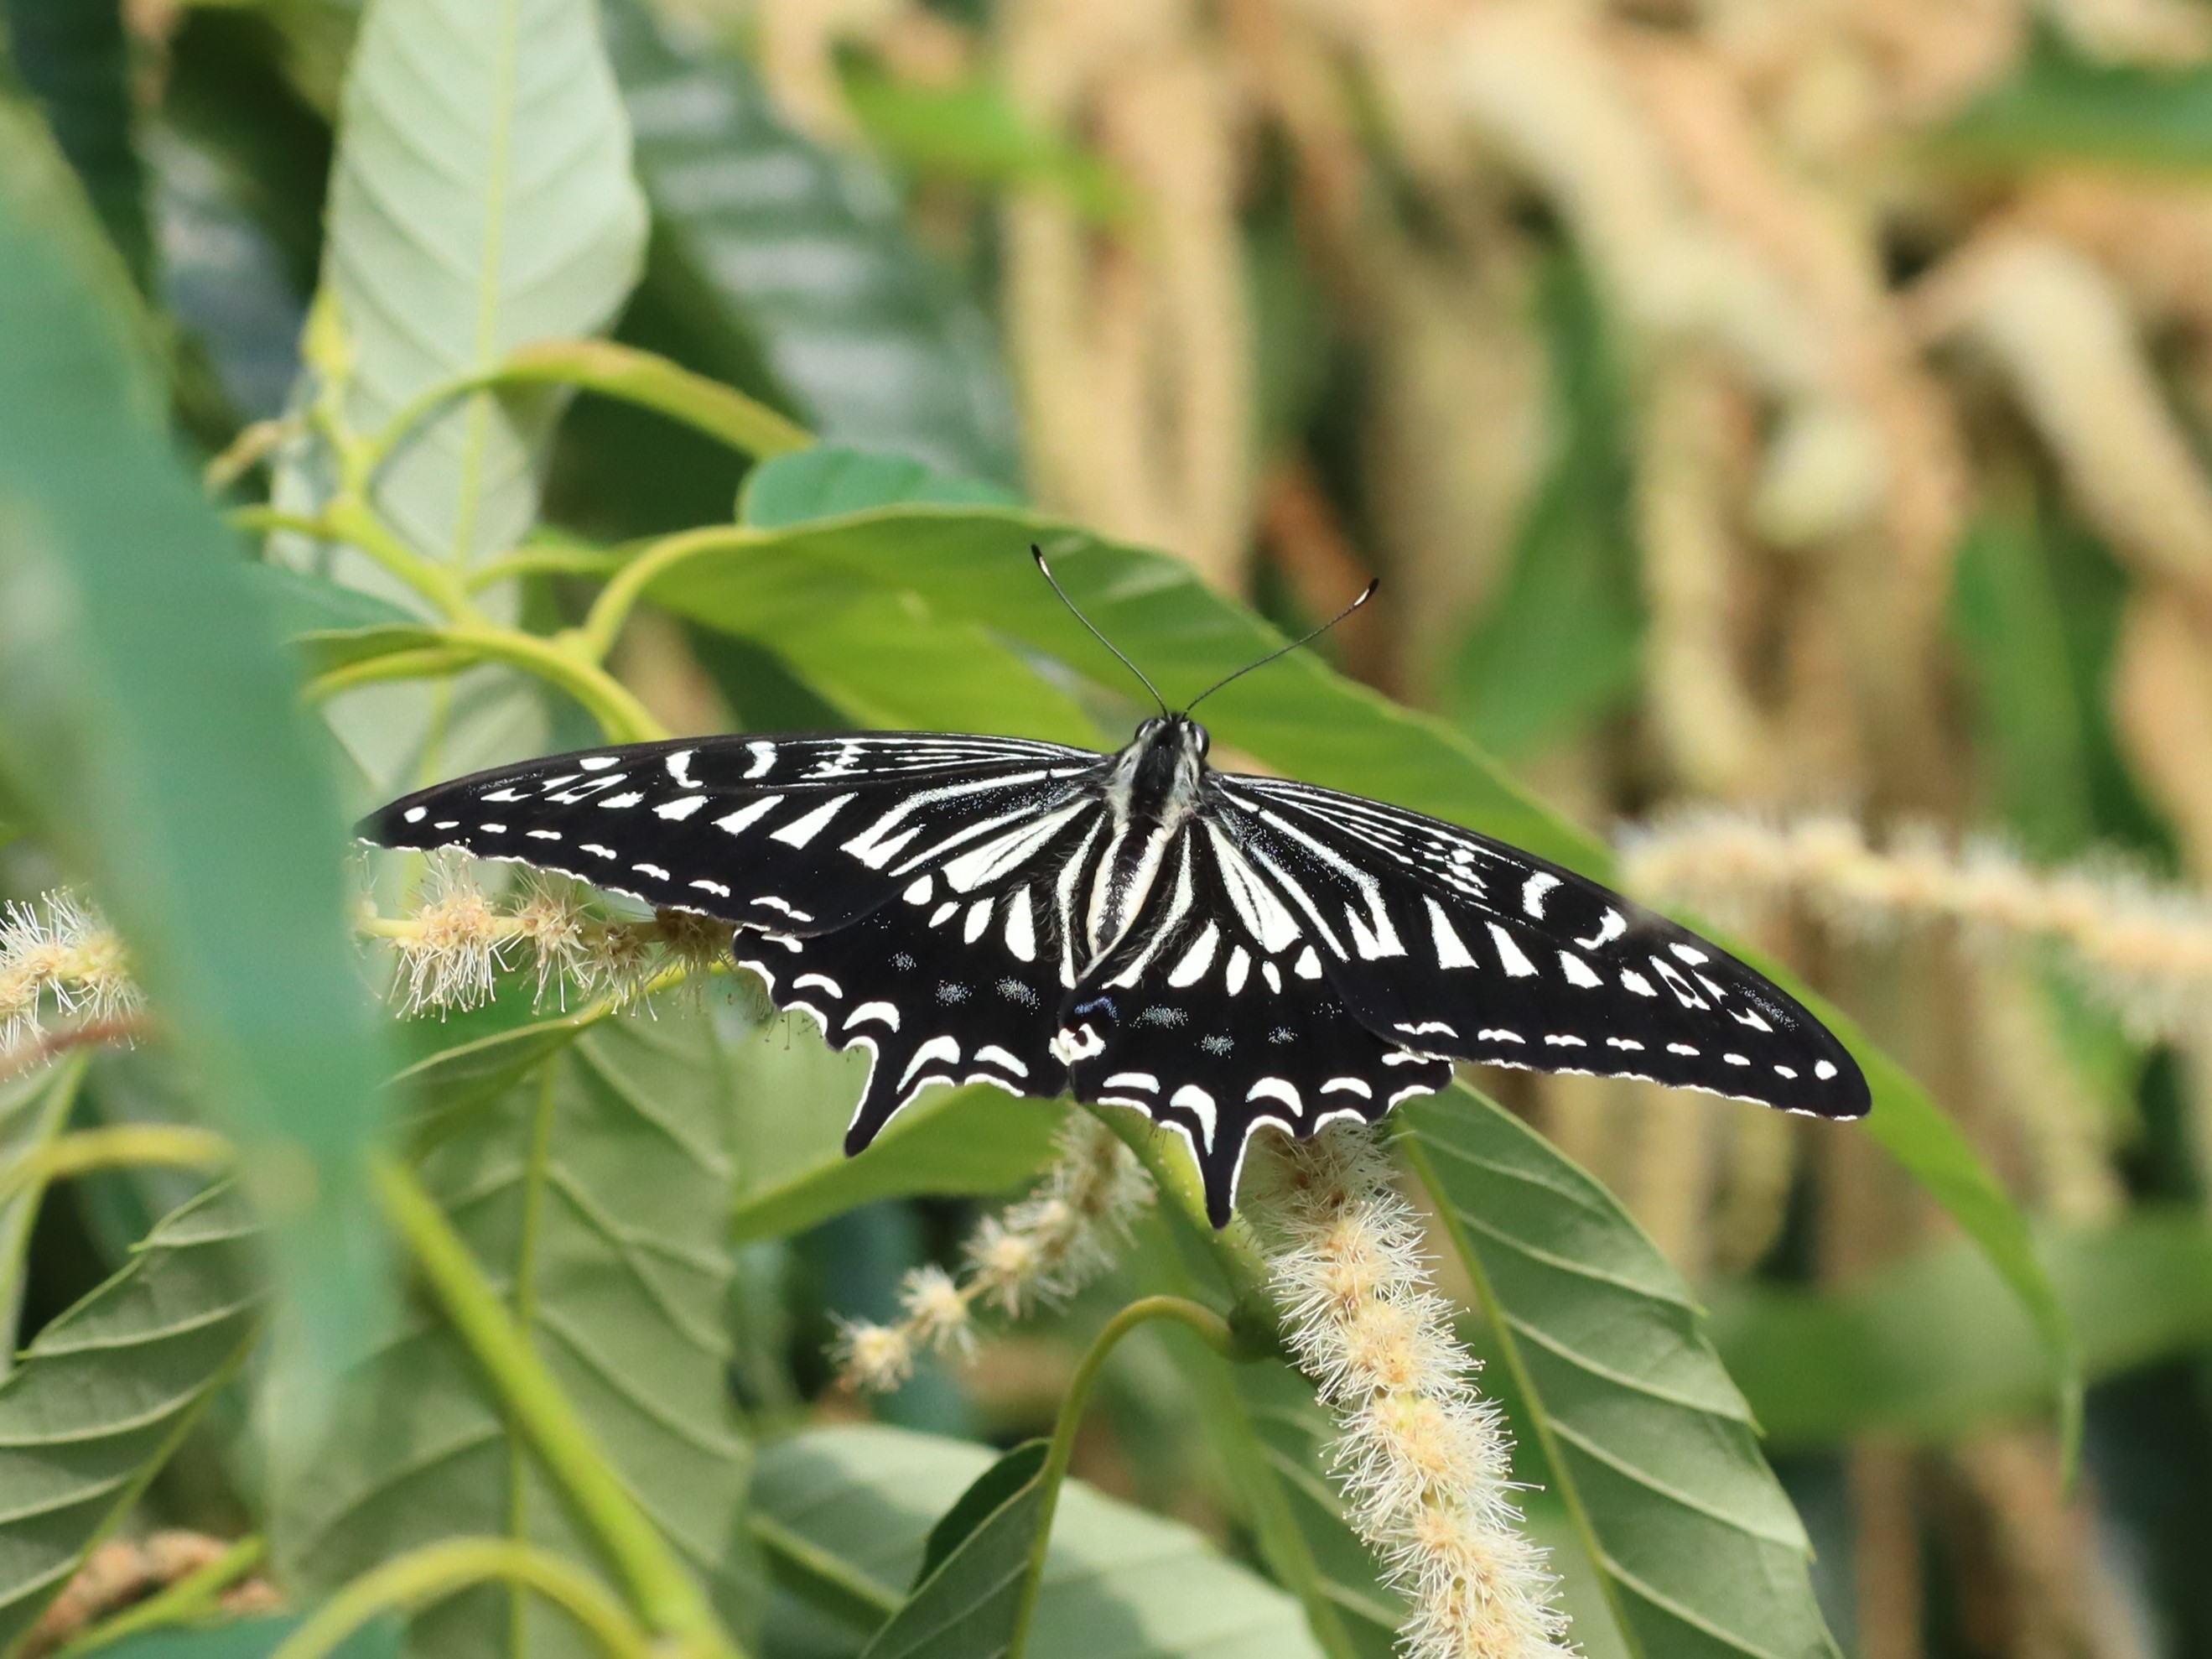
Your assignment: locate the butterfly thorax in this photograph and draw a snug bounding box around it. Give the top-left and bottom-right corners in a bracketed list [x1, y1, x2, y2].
[1083, 714, 1211, 965]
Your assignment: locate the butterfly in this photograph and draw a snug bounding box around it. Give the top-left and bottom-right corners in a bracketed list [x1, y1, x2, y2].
[362, 554, 1868, 1224]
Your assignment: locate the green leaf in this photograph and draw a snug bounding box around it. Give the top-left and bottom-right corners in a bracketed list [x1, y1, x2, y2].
[0, 1058, 89, 1365]
[1451, 253, 1641, 759]
[839, 60, 1130, 225]
[604, 0, 1021, 487]
[0, 107, 391, 1422]
[1715, 1209, 2212, 1448]
[1938, 32, 2212, 174]
[1204, 1361, 1403, 1659]
[912, 1443, 1050, 1589]
[652, 545, 1106, 746]
[305, 0, 647, 566]
[1396, 1082, 1842, 1659]
[483, 338, 812, 460]
[859, 1442, 1051, 1659]
[274, 1012, 758, 1659]
[4, 0, 153, 289]
[728, 1028, 1065, 1243]
[647, 509, 1585, 866]
[291, 622, 451, 679]
[753, 1423, 1325, 1659]
[242, 564, 419, 638]
[0, 1185, 266, 1658]
[742, 447, 1019, 528]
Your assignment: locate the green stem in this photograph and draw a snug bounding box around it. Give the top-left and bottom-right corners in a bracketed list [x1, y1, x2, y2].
[1088, 1105, 1280, 1343]
[51, 1537, 266, 1659]
[573, 523, 760, 664]
[1010, 1295, 1237, 1658]
[361, 341, 812, 489]
[265, 1537, 653, 1659]
[317, 497, 478, 621]
[304, 648, 480, 704]
[437, 627, 668, 743]
[469, 544, 629, 591]
[373, 1161, 742, 1659]
[0, 1124, 233, 1204]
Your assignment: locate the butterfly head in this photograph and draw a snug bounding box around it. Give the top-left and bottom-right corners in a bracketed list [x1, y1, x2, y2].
[1134, 712, 1211, 758]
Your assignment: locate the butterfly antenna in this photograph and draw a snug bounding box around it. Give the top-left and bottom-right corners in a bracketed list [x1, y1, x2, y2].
[1031, 545, 1168, 715]
[1186, 579, 1379, 713]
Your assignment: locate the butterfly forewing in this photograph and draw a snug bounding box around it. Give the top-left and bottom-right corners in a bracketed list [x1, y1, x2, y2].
[366, 734, 1102, 935]
[1212, 773, 1870, 1117]
[366, 732, 1117, 1155]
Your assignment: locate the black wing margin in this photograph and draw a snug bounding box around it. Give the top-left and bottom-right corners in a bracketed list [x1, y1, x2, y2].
[1210, 774, 1871, 1120]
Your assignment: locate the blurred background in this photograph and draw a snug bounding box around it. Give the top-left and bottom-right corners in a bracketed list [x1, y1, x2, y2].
[8, 0, 2212, 1656]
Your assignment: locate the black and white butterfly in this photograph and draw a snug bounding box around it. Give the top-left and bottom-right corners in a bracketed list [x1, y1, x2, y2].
[362, 564, 1867, 1224]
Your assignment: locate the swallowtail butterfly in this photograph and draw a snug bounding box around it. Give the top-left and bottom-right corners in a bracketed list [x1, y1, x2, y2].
[363, 556, 1867, 1223]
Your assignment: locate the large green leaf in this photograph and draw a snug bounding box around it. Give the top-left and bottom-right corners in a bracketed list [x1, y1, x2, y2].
[0, 107, 390, 1413]
[308, 0, 647, 568]
[651, 507, 1581, 864]
[656, 542, 1106, 745]
[1715, 1209, 2212, 1448]
[858, 1441, 1051, 1659]
[753, 1423, 1325, 1659]
[275, 1013, 758, 1659]
[1207, 1361, 1403, 1659]
[0, 1185, 266, 1658]
[1396, 1083, 1841, 1659]
[603, 0, 1020, 487]
[743, 447, 1019, 528]
[0, 1057, 88, 1365]
[4, 0, 153, 289]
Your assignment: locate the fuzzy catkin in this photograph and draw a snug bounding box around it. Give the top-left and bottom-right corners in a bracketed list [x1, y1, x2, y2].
[1621, 809, 2212, 1040]
[0, 891, 140, 1071]
[1251, 1124, 1571, 1659]
[831, 1111, 1153, 1391]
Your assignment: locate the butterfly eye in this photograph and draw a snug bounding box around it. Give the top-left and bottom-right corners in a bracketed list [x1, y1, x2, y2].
[1193, 725, 1210, 757]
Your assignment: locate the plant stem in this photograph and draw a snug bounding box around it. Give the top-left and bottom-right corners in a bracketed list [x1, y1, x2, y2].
[318, 497, 477, 621]
[469, 543, 629, 591]
[265, 1537, 653, 1659]
[1089, 1105, 1280, 1342]
[436, 627, 668, 743]
[572, 524, 759, 663]
[50, 1536, 267, 1659]
[304, 648, 480, 705]
[373, 1160, 743, 1659]
[0, 1124, 233, 1204]
[1009, 1295, 1237, 1657]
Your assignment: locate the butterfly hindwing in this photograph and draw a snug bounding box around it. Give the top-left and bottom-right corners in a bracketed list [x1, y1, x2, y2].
[1213, 774, 1870, 1117]
[1054, 824, 1451, 1223]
